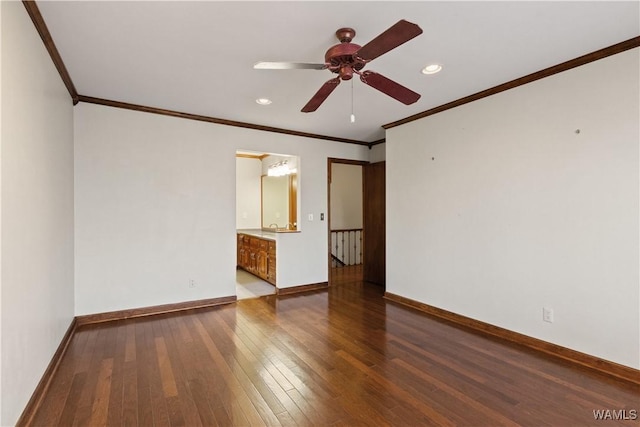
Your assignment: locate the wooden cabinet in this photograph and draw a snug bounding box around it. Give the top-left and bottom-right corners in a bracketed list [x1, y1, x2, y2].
[237, 235, 250, 268]
[237, 233, 276, 285]
[256, 239, 268, 278]
[267, 241, 276, 284]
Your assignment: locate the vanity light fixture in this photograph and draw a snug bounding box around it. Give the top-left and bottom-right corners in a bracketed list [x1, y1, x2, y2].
[256, 98, 272, 105]
[421, 64, 442, 75]
[267, 160, 296, 177]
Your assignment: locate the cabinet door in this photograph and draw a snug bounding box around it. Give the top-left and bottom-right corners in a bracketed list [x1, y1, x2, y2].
[256, 250, 268, 278]
[237, 235, 244, 266]
[249, 251, 256, 272]
[249, 238, 260, 272]
[240, 248, 249, 269]
[267, 241, 276, 284]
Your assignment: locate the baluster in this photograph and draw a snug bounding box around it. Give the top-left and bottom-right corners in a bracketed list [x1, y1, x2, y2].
[345, 231, 349, 266]
[349, 231, 352, 266]
[352, 230, 357, 266]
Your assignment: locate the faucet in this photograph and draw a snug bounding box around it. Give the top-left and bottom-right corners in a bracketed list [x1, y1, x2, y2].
[269, 223, 278, 229]
[286, 223, 295, 230]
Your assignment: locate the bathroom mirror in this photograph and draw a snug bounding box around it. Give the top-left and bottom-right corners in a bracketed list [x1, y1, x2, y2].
[262, 174, 297, 231]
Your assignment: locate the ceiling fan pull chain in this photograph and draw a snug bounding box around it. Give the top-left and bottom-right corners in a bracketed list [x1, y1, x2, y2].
[350, 79, 355, 123]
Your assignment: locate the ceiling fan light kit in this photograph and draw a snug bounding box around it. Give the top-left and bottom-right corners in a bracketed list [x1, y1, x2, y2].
[254, 19, 424, 113]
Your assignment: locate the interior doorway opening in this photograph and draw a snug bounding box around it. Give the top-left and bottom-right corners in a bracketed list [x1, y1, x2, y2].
[327, 158, 386, 288]
[328, 159, 366, 285]
[235, 150, 299, 299]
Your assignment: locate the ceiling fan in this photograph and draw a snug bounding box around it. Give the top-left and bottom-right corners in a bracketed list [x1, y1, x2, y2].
[254, 20, 423, 113]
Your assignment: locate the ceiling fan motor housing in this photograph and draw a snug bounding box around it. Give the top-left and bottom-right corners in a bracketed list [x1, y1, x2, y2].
[325, 27, 365, 80]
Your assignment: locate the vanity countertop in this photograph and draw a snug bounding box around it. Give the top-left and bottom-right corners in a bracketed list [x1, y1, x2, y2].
[236, 229, 277, 240]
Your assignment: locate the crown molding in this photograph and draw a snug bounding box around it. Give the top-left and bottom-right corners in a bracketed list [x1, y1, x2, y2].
[368, 138, 386, 148]
[23, 1, 638, 145]
[22, 1, 79, 104]
[22, 1, 369, 146]
[77, 95, 370, 146]
[236, 153, 268, 160]
[384, 36, 640, 130]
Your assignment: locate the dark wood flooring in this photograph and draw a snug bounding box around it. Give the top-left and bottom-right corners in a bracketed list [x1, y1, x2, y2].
[29, 268, 638, 426]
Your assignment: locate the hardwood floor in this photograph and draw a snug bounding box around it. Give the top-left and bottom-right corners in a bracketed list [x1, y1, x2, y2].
[29, 275, 638, 426]
[330, 264, 364, 285]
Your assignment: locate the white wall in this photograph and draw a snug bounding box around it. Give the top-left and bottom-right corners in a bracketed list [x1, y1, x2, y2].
[1, 3, 4, 419]
[1, 2, 75, 425]
[1, 2, 4, 420]
[330, 163, 363, 230]
[369, 143, 386, 163]
[74, 103, 368, 313]
[235, 157, 261, 228]
[387, 48, 639, 368]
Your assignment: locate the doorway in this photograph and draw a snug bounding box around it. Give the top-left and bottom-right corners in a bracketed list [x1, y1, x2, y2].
[328, 159, 366, 285]
[327, 158, 386, 287]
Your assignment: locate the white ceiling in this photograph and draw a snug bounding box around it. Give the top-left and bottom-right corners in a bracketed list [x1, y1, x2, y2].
[36, 1, 639, 143]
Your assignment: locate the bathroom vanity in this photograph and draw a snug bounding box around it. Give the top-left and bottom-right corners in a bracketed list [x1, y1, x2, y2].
[237, 230, 277, 285]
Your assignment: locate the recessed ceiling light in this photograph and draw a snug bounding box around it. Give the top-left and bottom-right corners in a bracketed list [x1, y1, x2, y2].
[256, 98, 272, 105]
[421, 64, 442, 75]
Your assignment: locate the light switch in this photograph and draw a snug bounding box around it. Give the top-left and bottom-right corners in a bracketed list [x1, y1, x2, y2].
[308, 214, 313, 221]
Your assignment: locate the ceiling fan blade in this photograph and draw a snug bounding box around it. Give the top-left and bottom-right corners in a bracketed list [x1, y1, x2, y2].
[360, 71, 420, 105]
[301, 77, 341, 112]
[254, 62, 327, 70]
[355, 20, 423, 62]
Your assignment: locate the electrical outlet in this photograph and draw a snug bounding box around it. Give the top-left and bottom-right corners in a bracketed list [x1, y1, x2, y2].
[543, 307, 554, 323]
[189, 279, 196, 288]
